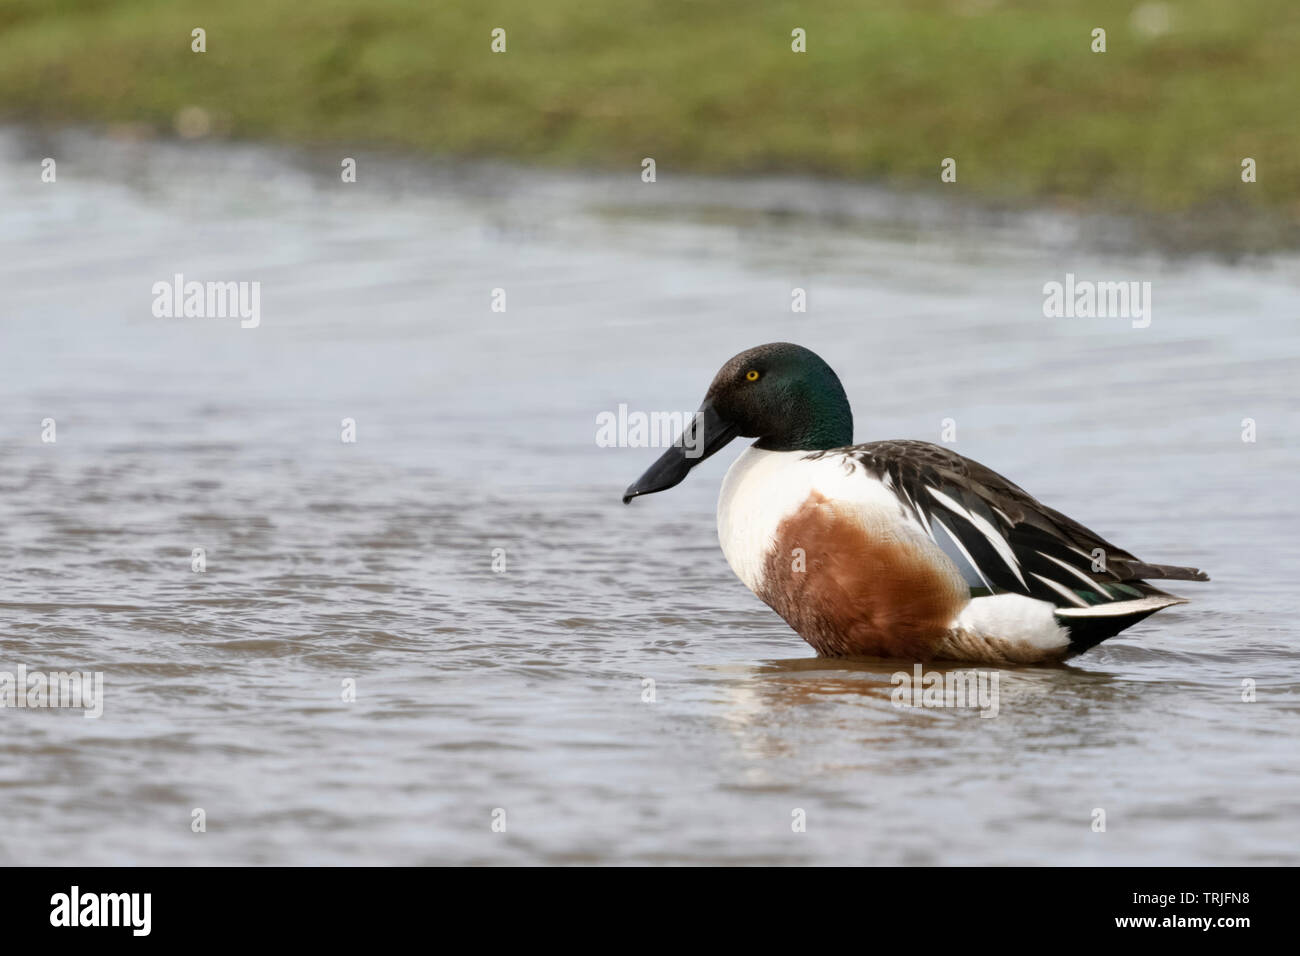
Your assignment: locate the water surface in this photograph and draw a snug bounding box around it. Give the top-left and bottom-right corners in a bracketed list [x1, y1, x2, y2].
[1, 128, 1297, 865]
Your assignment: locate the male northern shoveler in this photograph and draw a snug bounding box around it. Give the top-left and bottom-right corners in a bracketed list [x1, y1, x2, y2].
[622, 343, 1208, 664]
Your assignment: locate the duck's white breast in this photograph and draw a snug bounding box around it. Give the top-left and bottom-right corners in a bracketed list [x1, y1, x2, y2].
[716, 446, 911, 594]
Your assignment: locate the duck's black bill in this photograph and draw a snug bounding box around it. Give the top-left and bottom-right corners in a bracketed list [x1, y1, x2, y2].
[622, 401, 739, 504]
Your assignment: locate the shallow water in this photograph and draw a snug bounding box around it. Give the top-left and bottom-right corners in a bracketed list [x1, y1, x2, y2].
[1, 128, 1298, 865]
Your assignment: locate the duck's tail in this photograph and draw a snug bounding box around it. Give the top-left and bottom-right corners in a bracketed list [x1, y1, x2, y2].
[1109, 559, 1210, 583]
[1055, 574, 1203, 654]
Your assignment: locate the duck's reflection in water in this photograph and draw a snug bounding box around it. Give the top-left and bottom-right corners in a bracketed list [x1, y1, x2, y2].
[711, 653, 1123, 771]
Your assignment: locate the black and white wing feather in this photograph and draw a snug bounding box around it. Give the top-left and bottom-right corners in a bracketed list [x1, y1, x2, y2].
[814, 440, 1208, 614]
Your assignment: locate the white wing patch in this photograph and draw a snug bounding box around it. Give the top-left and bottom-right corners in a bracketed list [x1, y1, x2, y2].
[1030, 572, 1090, 607]
[925, 485, 1027, 588]
[1054, 594, 1187, 617]
[931, 515, 992, 590]
[1039, 550, 1114, 593]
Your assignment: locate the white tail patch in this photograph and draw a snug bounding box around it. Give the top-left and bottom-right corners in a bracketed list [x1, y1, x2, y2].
[953, 593, 1070, 653]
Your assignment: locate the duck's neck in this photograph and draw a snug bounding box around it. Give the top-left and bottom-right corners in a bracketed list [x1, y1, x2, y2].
[754, 387, 853, 452]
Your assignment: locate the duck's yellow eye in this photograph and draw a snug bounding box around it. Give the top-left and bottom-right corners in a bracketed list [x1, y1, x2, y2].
[745, 369, 760, 381]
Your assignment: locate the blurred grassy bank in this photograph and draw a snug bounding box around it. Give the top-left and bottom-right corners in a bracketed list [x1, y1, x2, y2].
[1, 0, 1296, 223]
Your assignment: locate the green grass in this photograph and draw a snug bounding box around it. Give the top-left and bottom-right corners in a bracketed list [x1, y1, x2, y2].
[1, 0, 1297, 219]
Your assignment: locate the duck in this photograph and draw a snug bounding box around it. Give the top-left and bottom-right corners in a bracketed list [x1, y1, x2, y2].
[622, 342, 1208, 664]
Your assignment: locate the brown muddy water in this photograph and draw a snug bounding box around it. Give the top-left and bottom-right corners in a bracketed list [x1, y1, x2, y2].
[1, 128, 1297, 865]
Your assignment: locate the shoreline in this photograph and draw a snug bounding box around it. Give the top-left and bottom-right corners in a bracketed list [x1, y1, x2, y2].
[1, 0, 1295, 256]
[8, 122, 1297, 260]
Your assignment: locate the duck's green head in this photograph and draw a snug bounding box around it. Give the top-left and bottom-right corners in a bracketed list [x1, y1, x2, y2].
[622, 342, 853, 503]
